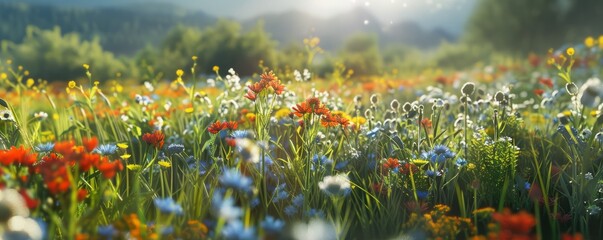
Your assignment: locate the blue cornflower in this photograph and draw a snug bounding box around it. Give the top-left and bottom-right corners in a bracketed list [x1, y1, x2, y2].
[284, 205, 298, 216]
[416, 190, 429, 200]
[272, 183, 289, 203]
[366, 127, 381, 138]
[524, 182, 531, 190]
[425, 170, 437, 177]
[306, 209, 326, 218]
[261, 216, 285, 234]
[220, 168, 253, 193]
[230, 130, 254, 139]
[34, 142, 55, 153]
[161, 226, 174, 235]
[153, 197, 183, 215]
[455, 158, 468, 168]
[167, 143, 185, 154]
[335, 161, 349, 171]
[425, 145, 455, 164]
[222, 220, 256, 240]
[187, 157, 210, 175]
[97, 225, 117, 239]
[250, 197, 260, 208]
[292, 194, 304, 208]
[94, 144, 118, 155]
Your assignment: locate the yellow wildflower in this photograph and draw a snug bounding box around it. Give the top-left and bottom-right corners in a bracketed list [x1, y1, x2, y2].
[127, 164, 142, 171]
[23, 70, 29, 76]
[68, 80, 77, 88]
[83, 64, 90, 70]
[0, 73, 7, 80]
[185, 107, 194, 113]
[351, 116, 366, 127]
[274, 108, 291, 119]
[411, 159, 429, 166]
[467, 163, 476, 170]
[26, 78, 35, 88]
[585, 36, 595, 48]
[546, 58, 555, 65]
[158, 160, 171, 168]
[176, 69, 184, 77]
[212, 66, 219, 72]
[562, 110, 572, 117]
[566, 47, 575, 56]
[120, 154, 131, 160]
[529, 113, 546, 124]
[117, 143, 129, 149]
[599, 35, 603, 49]
[192, 56, 198, 61]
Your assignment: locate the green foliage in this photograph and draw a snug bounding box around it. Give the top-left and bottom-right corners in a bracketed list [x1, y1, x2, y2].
[1, 26, 126, 81]
[139, 20, 277, 77]
[465, 0, 603, 54]
[469, 129, 520, 204]
[338, 34, 383, 76]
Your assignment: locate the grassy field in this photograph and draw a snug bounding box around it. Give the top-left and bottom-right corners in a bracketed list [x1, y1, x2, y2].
[0, 37, 602, 239]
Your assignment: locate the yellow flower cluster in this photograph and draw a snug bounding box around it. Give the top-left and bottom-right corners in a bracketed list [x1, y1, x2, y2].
[403, 204, 476, 239]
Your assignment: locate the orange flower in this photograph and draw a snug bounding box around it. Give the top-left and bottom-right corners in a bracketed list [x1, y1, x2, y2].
[320, 113, 339, 127]
[292, 102, 312, 117]
[492, 209, 535, 239]
[208, 120, 226, 134]
[383, 158, 400, 170]
[142, 131, 165, 149]
[225, 121, 238, 131]
[421, 118, 432, 129]
[244, 70, 285, 101]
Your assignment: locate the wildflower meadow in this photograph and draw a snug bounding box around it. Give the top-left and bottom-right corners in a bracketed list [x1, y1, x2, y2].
[1, 2, 603, 238]
[0, 36, 602, 239]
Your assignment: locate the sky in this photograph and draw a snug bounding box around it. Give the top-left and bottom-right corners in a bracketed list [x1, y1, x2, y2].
[187, 0, 477, 33]
[10, 0, 478, 34]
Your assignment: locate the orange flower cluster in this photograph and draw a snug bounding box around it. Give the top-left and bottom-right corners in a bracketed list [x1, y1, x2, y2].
[38, 138, 123, 195]
[292, 97, 349, 128]
[142, 130, 165, 149]
[207, 120, 238, 134]
[244, 71, 285, 101]
[491, 209, 536, 240]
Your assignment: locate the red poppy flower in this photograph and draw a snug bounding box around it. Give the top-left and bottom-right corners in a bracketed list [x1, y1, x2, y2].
[538, 77, 553, 88]
[82, 137, 99, 152]
[142, 130, 165, 149]
[19, 189, 39, 209]
[533, 89, 544, 96]
[97, 158, 123, 179]
[492, 209, 536, 238]
[77, 189, 88, 202]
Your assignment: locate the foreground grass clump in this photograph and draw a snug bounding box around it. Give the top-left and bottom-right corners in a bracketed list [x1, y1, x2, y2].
[0, 39, 602, 239]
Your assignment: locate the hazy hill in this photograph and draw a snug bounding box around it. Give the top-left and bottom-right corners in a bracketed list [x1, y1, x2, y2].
[245, 7, 455, 50]
[0, 3, 455, 55]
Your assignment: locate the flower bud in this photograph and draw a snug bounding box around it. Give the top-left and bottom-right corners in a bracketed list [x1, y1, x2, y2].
[461, 82, 475, 95]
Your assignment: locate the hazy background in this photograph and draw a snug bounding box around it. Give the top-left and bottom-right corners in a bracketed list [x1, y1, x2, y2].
[0, 0, 601, 81]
